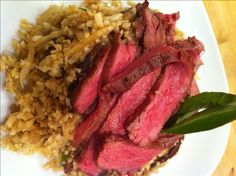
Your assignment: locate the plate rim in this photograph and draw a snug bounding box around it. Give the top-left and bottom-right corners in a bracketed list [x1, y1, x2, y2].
[0, 1, 231, 176]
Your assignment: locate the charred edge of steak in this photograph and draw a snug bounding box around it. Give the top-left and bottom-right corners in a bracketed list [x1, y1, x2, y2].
[68, 43, 104, 98]
[82, 97, 99, 117]
[108, 31, 117, 44]
[122, 7, 137, 21]
[103, 46, 179, 94]
[155, 138, 183, 164]
[78, 43, 105, 76]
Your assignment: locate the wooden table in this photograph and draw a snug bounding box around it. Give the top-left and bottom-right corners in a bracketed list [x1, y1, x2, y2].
[204, 1, 236, 176]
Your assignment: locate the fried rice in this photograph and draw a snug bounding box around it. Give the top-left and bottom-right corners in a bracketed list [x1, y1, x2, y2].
[0, 0, 184, 175]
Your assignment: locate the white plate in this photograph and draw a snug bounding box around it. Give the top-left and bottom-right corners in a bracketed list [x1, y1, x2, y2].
[0, 1, 230, 176]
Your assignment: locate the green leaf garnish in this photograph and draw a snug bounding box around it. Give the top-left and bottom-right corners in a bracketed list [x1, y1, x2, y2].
[163, 92, 236, 134]
[79, 7, 87, 11]
[60, 152, 69, 165]
[177, 92, 236, 114]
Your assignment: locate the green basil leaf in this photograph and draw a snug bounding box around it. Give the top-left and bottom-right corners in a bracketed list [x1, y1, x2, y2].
[177, 92, 236, 114]
[163, 101, 236, 134]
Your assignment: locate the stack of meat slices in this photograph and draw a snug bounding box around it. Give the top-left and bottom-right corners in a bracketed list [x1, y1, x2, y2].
[70, 1, 204, 175]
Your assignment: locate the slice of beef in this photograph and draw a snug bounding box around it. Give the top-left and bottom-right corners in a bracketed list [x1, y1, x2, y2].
[143, 10, 180, 50]
[102, 34, 137, 83]
[100, 69, 160, 135]
[97, 138, 159, 172]
[134, 1, 179, 51]
[72, 92, 118, 147]
[173, 37, 204, 71]
[97, 134, 182, 172]
[128, 51, 195, 146]
[78, 43, 105, 76]
[143, 6, 166, 50]
[72, 46, 110, 114]
[173, 37, 204, 56]
[155, 12, 180, 45]
[134, 0, 148, 43]
[68, 44, 103, 108]
[76, 138, 101, 176]
[103, 46, 179, 93]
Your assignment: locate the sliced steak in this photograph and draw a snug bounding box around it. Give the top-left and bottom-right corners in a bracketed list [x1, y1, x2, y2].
[103, 46, 179, 93]
[128, 51, 195, 146]
[72, 92, 118, 147]
[76, 138, 100, 176]
[174, 37, 204, 71]
[173, 37, 204, 56]
[100, 69, 160, 135]
[134, 0, 148, 42]
[97, 134, 182, 172]
[143, 5, 166, 50]
[155, 12, 180, 45]
[134, 1, 179, 51]
[102, 34, 137, 83]
[78, 43, 104, 76]
[173, 37, 204, 96]
[72, 46, 110, 114]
